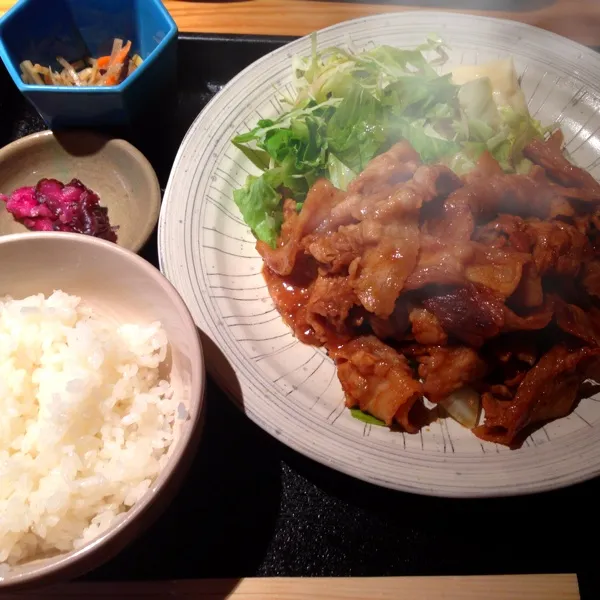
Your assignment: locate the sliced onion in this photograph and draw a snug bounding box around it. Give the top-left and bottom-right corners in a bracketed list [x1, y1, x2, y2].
[57, 56, 81, 86]
[20, 60, 44, 85]
[109, 38, 123, 62]
[441, 386, 481, 429]
[49, 69, 62, 86]
[78, 67, 91, 83]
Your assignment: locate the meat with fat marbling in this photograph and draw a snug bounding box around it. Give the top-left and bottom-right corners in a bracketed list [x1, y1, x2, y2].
[256, 135, 600, 447]
[352, 219, 420, 318]
[423, 285, 505, 347]
[409, 308, 448, 345]
[330, 335, 423, 432]
[258, 179, 345, 276]
[305, 274, 357, 345]
[581, 259, 600, 298]
[526, 219, 592, 277]
[347, 141, 421, 195]
[474, 345, 599, 445]
[552, 295, 600, 347]
[441, 174, 559, 241]
[417, 346, 487, 403]
[464, 243, 530, 298]
[524, 133, 600, 199]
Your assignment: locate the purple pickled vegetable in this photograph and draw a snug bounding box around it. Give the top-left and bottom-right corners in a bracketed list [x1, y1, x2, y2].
[36, 178, 64, 202]
[2, 186, 52, 220]
[0, 178, 118, 242]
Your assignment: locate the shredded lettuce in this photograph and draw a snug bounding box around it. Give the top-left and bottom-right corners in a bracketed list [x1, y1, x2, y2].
[232, 35, 553, 246]
[449, 85, 551, 175]
[457, 77, 501, 128]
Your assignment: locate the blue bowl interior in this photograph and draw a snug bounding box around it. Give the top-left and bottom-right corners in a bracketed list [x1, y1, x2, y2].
[67, 0, 137, 59]
[0, 0, 172, 77]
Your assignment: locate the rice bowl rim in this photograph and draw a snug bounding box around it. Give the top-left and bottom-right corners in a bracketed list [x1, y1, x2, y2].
[0, 231, 206, 589]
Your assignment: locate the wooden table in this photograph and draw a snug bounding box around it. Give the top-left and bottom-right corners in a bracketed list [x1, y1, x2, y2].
[5, 574, 582, 599]
[164, 0, 600, 47]
[0, 0, 599, 46]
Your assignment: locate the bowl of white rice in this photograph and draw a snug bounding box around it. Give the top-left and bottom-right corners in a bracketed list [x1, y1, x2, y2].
[0, 231, 205, 589]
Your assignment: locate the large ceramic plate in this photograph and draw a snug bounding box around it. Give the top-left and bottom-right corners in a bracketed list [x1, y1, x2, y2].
[159, 12, 600, 497]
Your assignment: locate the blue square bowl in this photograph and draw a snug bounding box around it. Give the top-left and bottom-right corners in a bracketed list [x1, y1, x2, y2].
[0, 0, 177, 129]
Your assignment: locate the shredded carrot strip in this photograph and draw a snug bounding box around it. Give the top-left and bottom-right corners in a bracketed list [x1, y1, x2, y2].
[104, 40, 132, 85]
[96, 56, 111, 70]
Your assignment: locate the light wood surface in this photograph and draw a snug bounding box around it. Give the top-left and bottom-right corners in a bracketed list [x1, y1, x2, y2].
[0, 1, 599, 46]
[3, 575, 581, 599]
[164, 0, 600, 47]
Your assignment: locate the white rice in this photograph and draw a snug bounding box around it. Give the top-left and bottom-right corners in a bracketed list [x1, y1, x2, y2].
[0, 291, 176, 567]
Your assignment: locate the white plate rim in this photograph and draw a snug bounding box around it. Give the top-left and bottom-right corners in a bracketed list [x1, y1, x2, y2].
[159, 11, 600, 497]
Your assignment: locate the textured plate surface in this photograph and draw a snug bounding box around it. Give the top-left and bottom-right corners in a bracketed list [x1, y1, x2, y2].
[159, 12, 600, 497]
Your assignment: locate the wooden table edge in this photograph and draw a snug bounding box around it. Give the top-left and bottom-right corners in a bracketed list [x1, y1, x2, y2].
[0, 1, 599, 46]
[3, 574, 580, 599]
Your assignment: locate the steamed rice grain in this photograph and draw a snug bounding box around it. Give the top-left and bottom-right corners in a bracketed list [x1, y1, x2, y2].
[0, 291, 176, 566]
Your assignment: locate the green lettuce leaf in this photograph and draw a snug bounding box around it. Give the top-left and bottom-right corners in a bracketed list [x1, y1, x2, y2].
[383, 73, 457, 118]
[350, 408, 386, 427]
[232, 140, 271, 171]
[327, 153, 357, 191]
[326, 84, 386, 172]
[388, 117, 460, 163]
[232, 171, 283, 248]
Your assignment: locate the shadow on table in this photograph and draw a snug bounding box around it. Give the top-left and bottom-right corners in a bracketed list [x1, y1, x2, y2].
[83, 371, 283, 583]
[305, 0, 555, 10]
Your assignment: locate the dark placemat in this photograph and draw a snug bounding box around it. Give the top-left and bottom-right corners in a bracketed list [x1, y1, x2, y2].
[0, 33, 598, 598]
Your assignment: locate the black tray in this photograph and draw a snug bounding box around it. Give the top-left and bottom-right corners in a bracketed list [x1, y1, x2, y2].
[1, 34, 598, 598]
